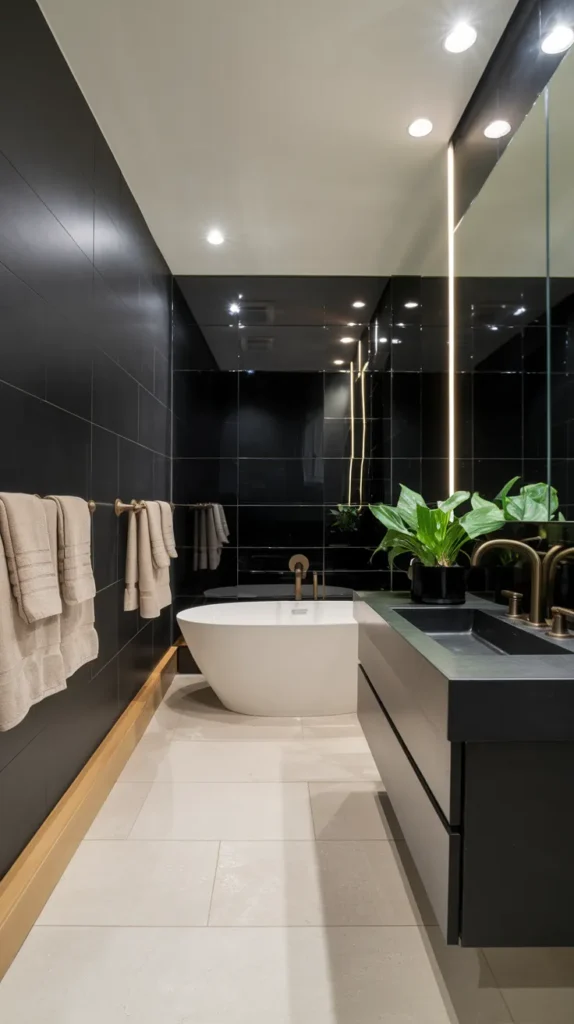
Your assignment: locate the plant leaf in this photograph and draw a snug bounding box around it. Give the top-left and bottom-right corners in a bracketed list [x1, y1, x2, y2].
[470, 492, 496, 511]
[438, 491, 470, 515]
[415, 505, 450, 557]
[396, 485, 427, 531]
[520, 482, 559, 519]
[369, 503, 412, 535]
[495, 476, 521, 504]
[505, 495, 548, 522]
[459, 505, 505, 540]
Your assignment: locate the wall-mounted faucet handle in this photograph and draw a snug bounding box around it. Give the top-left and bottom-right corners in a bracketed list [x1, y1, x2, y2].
[548, 606, 574, 639]
[501, 589, 523, 620]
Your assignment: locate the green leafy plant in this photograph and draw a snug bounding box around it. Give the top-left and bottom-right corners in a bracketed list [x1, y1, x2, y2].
[370, 485, 505, 568]
[493, 477, 564, 522]
[329, 505, 362, 533]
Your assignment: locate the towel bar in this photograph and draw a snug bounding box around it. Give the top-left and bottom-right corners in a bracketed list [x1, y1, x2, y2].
[113, 499, 176, 516]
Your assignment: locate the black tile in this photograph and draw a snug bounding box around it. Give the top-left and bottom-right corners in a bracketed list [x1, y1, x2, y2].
[93, 350, 139, 441]
[237, 505, 323, 547]
[324, 546, 380, 571]
[153, 604, 173, 655]
[421, 459, 450, 504]
[392, 373, 421, 457]
[0, 381, 90, 497]
[323, 570, 391, 591]
[238, 372, 323, 457]
[0, 263, 47, 399]
[0, 736, 48, 878]
[474, 460, 524, 500]
[174, 545, 238, 597]
[92, 582, 120, 677]
[391, 459, 422, 503]
[323, 458, 387, 505]
[152, 454, 172, 501]
[154, 348, 171, 406]
[324, 373, 352, 418]
[174, 503, 237, 550]
[139, 387, 170, 455]
[473, 374, 522, 459]
[174, 371, 237, 457]
[326, 505, 383, 548]
[0, 698, 47, 774]
[93, 506, 119, 592]
[91, 427, 119, 503]
[239, 459, 323, 504]
[323, 419, 389, 459]
[238, 549, 323, 572]
[118, 624, 154, 710]
[119, 438, 154, 503]
[173, 459, 238, 505]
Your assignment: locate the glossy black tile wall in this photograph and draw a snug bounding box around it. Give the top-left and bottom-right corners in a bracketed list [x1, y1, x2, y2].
[0, 0, 173, 880]
[172, 274, 454, 605]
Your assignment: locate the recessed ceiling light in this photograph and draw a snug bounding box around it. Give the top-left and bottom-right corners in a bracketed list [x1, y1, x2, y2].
[489, 325, 499, 332]
[347, 321, 357, 327]
[404, 301, 419, 309]
[340, 337, 354, 344]
[391, 338, 402, 345]
[206, 228, 224, 245]
[514, 306, 527, 316]
[541, 25, 574, 54]
[445, 23, 477, 53]
[352, 300, 366, 309]
[408, 118, 433, 138]
[484, 120, 511, 139]
[333, 359, 345, 366]
[396, 322, 406, 328]
[229, 302, 240, 314]
[380, 337, 389, 344]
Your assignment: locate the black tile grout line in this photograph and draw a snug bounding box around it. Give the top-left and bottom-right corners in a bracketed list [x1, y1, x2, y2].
[0, 377, 170, 461]
[95, 578, 122, 596]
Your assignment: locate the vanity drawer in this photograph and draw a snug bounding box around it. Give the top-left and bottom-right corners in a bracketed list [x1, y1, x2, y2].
[358, 664, 461, 943]
[358, 609, 461, 824]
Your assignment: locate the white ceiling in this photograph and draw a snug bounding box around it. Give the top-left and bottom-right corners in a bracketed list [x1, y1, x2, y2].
[40, 0, 517, 276]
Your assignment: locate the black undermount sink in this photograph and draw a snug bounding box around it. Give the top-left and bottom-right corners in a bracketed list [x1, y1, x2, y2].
[396, 607, 568, 657]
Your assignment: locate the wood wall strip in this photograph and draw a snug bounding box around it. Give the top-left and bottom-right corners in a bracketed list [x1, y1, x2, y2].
[0, 645, 177, 980]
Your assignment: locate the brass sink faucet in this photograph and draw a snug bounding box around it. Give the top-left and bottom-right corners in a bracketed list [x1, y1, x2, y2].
[471, 539, 545, 627]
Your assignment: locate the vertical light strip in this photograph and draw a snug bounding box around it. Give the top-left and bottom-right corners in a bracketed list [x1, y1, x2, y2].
[348, 361, 355, 504]
[447, 143, 456, 495]
[358, 360, 368, 507]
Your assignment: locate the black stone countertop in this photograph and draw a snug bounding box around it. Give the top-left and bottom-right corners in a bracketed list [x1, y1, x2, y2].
[355, 591, 574, 742]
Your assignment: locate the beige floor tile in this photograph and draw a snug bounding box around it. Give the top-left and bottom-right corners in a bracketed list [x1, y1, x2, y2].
[309, 782, 393, 840]
[148, 678, 303, 739]
[37, 840, 219, 926]
[302, 714, 364, 739]
[0, 926, 455, 1023]
[484, 947, 574, 1023]
[84, 783, 153, 840]
[129, 781, 315, 840]
[208, 840, 422, 926]
[119, 736, 378, 783]
[419, 929, 513, 1023]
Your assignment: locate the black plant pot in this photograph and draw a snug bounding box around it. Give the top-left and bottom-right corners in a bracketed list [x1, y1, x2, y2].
[411, 563, 466, 605]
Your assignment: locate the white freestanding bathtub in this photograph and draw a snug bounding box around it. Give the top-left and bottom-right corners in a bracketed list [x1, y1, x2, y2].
[177, 601, 358, 717]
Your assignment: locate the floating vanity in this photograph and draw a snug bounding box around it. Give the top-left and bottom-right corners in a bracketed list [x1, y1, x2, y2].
[356, 592, 574, 947]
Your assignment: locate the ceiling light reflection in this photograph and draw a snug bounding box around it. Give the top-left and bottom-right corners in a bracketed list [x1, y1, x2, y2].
[445, 23, 477, 53]
[408, 118, 433, 138]
[541, 25, 574, 54]
[514, 306, 527, 316]
[484, 120, 511, 139]
[352, 301, 366, 309]
[404, 301, 419, 309]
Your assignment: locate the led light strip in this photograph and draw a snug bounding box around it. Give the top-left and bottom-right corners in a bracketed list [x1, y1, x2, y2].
[447, 143, 456, 494]
[348, 360, 355, 504]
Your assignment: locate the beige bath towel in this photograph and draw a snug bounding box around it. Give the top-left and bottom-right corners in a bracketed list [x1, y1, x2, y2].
[146, 501, 171, 569]
[42, 499, 98, 678]
[46, 495, 96, 605]
[213, 504, 230, 544]
[124, 508, 139, 612]
[138, 507, 172, 619]
[158, 501, 177, 559]
[0, 492, 62, 624]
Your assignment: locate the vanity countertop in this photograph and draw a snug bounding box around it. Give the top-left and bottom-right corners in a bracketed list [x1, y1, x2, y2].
[355, 591, 574, 742]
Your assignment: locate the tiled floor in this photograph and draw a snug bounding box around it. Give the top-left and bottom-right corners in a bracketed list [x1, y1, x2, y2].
[1, 676, 574, 1022]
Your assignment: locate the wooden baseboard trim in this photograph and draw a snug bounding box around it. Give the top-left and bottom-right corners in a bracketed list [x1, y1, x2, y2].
[0, 644, 178, 981]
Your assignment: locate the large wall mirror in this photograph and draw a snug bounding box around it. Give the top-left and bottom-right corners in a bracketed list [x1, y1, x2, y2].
[454, 42, 574, 521]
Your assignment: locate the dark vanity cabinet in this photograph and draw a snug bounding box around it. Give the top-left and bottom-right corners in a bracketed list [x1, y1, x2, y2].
[357, 595, 574, 947]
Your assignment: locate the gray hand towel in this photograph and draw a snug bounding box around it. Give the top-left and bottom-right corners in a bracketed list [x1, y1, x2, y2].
[46, 495, 96, 606]
[158, 501, 177, 558]
[212, 504, 229, 547]
[0, 492, 62, 624]
[207, 507, 222, 570]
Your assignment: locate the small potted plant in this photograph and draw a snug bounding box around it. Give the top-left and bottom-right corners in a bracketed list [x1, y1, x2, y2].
[329, 505, 362, 534]
[370, 485, 505, 604]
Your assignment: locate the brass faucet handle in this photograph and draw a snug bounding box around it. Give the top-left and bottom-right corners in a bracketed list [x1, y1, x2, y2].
[501, 590, 523, 620]
[548, 606, 574, 639]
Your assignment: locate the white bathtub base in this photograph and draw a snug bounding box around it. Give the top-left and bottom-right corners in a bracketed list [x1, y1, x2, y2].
[177, 601, 358, 718]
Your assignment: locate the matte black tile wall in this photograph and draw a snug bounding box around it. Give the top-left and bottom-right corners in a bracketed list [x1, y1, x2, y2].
[0, 0, 173, 879]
